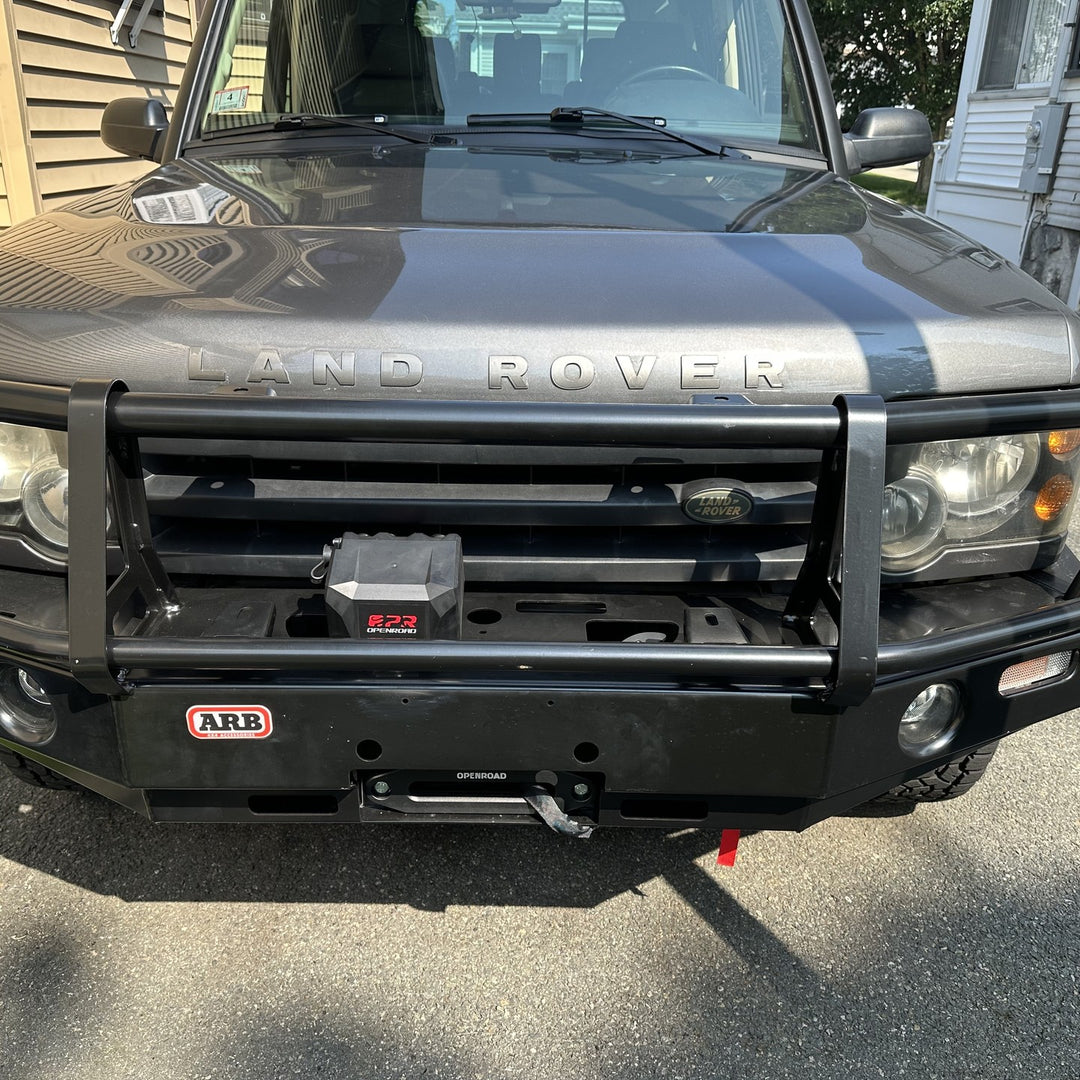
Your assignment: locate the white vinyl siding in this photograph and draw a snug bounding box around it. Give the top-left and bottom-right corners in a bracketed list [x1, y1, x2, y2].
[955, 97, 1040, 186]
[1044, 57, 1080, 229]
[924, 181, 1031, 260]
[1046, 101, 1080, 227]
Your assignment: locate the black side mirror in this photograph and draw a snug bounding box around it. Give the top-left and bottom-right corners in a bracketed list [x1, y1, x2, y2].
[101, 98, 169, 161]
[843, 108, 933, 174]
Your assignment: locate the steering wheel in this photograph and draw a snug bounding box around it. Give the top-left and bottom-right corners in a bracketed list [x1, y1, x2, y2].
[614, 65, 724, 90]
[603, 66, 761, 124]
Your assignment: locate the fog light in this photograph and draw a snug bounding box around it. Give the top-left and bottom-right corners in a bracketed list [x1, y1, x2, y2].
[17, 669, 50, 706]
[998, 651, 1072, 694]
[0, 666, 57, 745]
[898, 683, 960, 756]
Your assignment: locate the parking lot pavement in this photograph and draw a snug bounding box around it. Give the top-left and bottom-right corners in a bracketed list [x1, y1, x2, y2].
[0, 713, 1077, 1080]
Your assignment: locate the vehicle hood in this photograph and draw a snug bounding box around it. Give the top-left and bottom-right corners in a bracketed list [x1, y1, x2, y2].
[0, 144, 1074, 403]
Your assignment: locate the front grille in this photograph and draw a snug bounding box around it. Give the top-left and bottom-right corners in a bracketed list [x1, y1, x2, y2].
[20, 379, 1075, 706]
[142, 445, 820, 585]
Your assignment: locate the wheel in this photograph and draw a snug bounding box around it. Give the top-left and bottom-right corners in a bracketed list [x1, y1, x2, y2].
[604, 67, 761, 125]
[0, 747, 79, 791]
[614, 64, 724, 89]
[870, 742, 999, 805]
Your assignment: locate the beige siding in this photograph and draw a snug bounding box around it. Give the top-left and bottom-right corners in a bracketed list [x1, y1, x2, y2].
[232, 43, 267, 113]
[0, 156, 8, 227]
[5, 0, 196, 223]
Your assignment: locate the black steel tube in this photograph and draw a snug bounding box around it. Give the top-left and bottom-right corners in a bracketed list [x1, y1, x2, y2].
[108, 638, 836, 677]
[108, 394, 844, 448]
[877, 599, 1080, 675]
[0, 380, 70, 430]
[886, 389, 1080, 442]
[0, 619, 70, 670]
[9, 380, 1080, 448]
[5, 600, 1080, 685]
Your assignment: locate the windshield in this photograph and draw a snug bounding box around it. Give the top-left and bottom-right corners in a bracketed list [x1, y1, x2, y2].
[199, 0, 819, 150]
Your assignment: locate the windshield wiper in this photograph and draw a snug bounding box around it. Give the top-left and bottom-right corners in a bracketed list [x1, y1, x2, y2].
[203, 113, 428, 144]
[465, 106, 747, 159]
[273, 113, 429, 143]
[483, 146, 665, 164]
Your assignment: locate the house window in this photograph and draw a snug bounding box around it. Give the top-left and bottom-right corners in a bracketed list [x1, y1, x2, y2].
[541, 51, 571, 97]
[979, 0, 1066, 90]
[1068, 16, 1080, 74]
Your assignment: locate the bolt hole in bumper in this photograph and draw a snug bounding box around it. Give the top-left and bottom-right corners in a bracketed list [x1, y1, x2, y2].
[3, 380, 1080, 827]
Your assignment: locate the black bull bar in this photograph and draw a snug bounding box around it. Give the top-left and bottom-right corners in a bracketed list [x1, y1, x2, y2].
[5, 377, 1080, 704]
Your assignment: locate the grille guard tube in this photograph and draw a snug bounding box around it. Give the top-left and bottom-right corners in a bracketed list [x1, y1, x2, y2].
[4, 378, 1080, 699]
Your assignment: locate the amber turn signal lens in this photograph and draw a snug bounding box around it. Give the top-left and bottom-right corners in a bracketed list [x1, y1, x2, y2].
[1034, 474, 1074, 521]
[1048, 429, 1080, 459]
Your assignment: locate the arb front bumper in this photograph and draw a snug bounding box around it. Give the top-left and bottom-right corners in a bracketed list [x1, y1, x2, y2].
[2, 378, 1080, 830]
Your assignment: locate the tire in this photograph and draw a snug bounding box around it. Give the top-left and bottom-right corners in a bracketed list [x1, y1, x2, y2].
[870, 741, 999, 805]
[0, 747, 80, 791]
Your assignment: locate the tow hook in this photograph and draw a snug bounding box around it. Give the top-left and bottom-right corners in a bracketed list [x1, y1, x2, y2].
[523, 786, 595, 839]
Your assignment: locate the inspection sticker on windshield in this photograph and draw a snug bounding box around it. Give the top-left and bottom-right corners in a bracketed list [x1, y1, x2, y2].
[212, 86, 249, 112]
[186, 705, 273, 739]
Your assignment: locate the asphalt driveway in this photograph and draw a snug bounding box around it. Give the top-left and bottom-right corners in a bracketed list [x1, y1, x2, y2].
[0, 712, 1077, 1079]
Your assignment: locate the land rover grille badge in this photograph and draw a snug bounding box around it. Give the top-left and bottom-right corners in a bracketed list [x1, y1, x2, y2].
[681, 486, 754, 523]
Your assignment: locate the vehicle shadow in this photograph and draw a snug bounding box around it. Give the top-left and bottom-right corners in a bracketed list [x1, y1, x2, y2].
[1, 788, 1076, 1079]
[0, 770, 743, 909]
[3, 750, 1079, 1079]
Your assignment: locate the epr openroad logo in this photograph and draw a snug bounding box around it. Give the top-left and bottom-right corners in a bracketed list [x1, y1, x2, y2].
[186, 705, 273, 740]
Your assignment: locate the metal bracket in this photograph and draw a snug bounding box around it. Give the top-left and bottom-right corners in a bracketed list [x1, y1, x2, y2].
[110, 0, 157, 48]
[783, 395, 886, 706]
[68, 379, 179, 695]
[68, 380, 118, 694]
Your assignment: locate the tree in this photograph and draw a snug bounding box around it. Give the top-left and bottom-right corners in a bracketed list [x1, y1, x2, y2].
[808, 0, 973, 190]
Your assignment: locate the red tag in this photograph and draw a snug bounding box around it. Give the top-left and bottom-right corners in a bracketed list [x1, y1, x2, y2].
[716, 828, 740, 867]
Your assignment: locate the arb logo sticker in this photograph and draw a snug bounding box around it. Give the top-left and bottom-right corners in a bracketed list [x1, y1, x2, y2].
[186, 705, 273, 740]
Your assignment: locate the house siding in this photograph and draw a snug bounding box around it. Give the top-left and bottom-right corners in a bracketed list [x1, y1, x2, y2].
[925, 180, 1031, 262]
[1, 0, 197, 224]
[0, 157, 9, 228]
[1045, 76, 1080, 230]
[925, 0, 1051, 261]
[954, 96, 1041, 187]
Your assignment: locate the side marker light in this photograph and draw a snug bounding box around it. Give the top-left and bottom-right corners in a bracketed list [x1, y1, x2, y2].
[998, 652, 1072, 694]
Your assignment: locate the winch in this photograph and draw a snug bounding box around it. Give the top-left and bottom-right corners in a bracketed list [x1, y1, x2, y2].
[315, 532, 464, 640]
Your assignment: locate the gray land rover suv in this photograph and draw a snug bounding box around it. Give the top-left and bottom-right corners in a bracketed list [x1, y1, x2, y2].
[0, 0, 1077, 835]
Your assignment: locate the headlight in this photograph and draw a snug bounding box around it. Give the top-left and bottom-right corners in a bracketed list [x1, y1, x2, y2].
[917, 435, 1039, 536]
[0, 425, 53, 503]
[881, 466, 947, 561]
[882, 429, 1080, 574]
[22, 461, 69, 549]
[0, 423, 69, 556]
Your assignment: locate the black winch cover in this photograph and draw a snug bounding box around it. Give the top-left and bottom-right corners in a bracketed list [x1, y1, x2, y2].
[323, 532, 463, 640]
